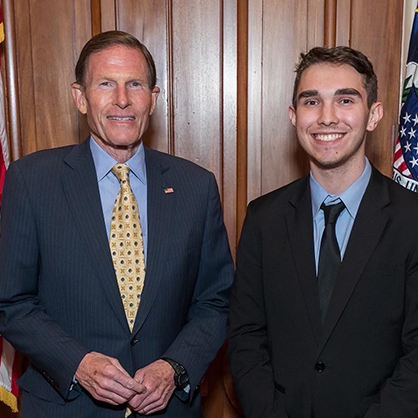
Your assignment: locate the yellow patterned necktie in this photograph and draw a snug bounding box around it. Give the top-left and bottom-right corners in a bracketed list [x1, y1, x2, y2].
[110, 163, 146, 332]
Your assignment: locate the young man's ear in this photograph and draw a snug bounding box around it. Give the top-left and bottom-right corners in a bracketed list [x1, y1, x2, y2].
[289, 105, 297, 128]
[366, 102, 383, 132]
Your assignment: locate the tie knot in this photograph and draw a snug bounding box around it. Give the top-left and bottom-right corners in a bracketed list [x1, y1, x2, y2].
[111, 163, 130, 183]
[321, 201, 345, 226]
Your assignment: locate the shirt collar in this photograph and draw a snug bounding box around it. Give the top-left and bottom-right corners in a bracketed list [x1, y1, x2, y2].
[89, 136, 147, 185]
[310, 158, 372, 220]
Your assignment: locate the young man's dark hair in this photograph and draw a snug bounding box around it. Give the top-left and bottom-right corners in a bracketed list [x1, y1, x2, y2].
[292, 46, 378, 108]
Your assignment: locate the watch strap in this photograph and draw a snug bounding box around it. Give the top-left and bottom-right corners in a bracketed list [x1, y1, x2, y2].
[161, 357, 189, 389]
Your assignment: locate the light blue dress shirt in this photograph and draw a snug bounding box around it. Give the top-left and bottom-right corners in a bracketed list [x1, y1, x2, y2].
[311, 158, 372, 274]
[89, 137, 148, 261]
[87, 138, 191, 393]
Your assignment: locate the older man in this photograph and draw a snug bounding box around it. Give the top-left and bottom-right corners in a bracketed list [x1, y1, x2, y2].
[0, 31, 233, 417]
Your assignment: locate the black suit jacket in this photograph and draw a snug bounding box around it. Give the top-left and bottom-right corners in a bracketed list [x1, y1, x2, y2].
[228, 167, 418, 418]
[0, 139, 233, 418]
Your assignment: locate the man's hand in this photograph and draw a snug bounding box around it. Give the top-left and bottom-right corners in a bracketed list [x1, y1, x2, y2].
[75, 351, 145, 405]
[128, 359, 176, 415]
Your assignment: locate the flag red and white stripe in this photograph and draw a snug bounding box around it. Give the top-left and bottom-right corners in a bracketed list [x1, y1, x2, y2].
[0, 8, 7, 206]
[0, 7, 20, 413]
[0, 339, 19, 412]
[0, 76, 9, 206]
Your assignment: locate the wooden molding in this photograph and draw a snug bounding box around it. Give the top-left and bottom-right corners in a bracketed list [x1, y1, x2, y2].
[236, 0, 248, 241]
[91, 0, 101, 36]
[324, 0, 337, 46]
[3, 0, 21, 161]
[166, 0, 174, 155]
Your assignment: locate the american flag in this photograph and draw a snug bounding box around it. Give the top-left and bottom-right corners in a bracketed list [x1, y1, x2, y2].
[0, 6, 20, 413]
[0, 339, 20, 413]
[0, 7, 7, 205]
[393, 5, 418, 192]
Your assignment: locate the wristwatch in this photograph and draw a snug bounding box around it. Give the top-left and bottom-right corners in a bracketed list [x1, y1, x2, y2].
[161, 357, 189, 389]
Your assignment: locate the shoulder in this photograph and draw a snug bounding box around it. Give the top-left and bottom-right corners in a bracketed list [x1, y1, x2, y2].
[248, 176, 309, 216]
[364, 169, 418, 232]
[9, 145, 76, 174]
[372, 168, 418, 208]
[145, 147, 215, 180]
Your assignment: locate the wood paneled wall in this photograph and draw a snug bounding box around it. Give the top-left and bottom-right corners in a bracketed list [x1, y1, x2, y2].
[247, 0, 403, 202]
[350, 0, 403, 176]
[1, 0, 404, 417]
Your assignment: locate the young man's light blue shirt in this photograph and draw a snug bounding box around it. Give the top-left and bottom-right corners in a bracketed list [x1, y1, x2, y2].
[310, 158, 372, 274]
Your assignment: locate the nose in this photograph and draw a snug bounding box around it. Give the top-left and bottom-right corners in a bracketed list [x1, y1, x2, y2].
[317, 102, 338, 126]
[114, 86, 130, 108]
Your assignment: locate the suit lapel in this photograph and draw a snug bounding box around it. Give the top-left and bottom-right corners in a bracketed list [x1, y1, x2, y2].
[62, 140, 130, 335]
[286, 178, 323, 345]
[319, 168, 390, 351]
[132, 148, 174, 335]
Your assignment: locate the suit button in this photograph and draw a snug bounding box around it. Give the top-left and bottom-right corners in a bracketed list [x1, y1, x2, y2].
[131, 338, 139, 346]
[315, 362, 326, 372]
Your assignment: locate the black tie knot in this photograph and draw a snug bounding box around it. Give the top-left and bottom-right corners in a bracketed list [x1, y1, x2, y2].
[321, 201, 345, 226]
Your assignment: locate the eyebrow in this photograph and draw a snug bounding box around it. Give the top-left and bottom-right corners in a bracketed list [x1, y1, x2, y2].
[297, 90, 318, 101]
[335, 88, 362, 97]
[297, 88, 362, 102]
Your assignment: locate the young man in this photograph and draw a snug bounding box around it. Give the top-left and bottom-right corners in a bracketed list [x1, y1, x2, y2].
[228, 46, 418, 418]
[0, 31, 233, 417]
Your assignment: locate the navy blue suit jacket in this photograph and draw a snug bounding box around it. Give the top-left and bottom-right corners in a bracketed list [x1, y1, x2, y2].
[229, 168, 418, 418]
[0, 139, 233, 417]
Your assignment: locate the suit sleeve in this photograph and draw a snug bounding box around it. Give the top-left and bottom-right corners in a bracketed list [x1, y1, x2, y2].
[0, 162, 89, 400]
[227, 203, 288, 418]
[364, 239, 418, 418]
[161, 173, 234, 400]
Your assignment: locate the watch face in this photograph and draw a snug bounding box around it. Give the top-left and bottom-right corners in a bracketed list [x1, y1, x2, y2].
[162, 358, 189, 388]
[177, 371, 189, 387]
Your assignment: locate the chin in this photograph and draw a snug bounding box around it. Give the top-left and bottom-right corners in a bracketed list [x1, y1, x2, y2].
[108, 139, 141, 149]
[313, 157, 345, 170]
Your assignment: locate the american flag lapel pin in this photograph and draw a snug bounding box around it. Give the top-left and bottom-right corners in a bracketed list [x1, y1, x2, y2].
[164, 187, 174, 194]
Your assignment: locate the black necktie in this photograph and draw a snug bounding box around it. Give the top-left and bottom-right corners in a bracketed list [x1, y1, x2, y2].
[318, 201, 345, 324]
